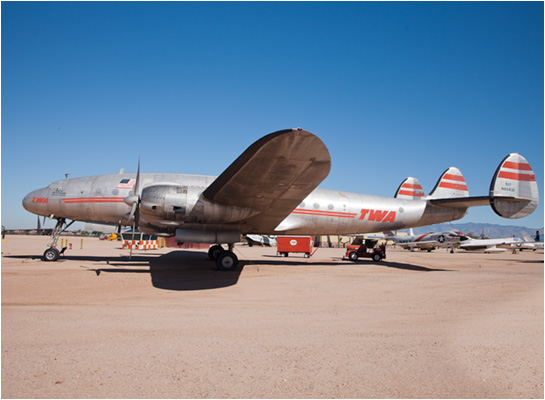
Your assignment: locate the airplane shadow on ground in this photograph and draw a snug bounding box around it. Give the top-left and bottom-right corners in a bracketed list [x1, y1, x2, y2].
[147, 251, 243, 290]
[5, 251, 241, 291]
[86, 251, 243, 291]
[5, 252, 448, 291]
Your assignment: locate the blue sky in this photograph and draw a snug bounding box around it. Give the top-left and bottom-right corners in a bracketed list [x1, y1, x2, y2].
[2, 1, 543, 230]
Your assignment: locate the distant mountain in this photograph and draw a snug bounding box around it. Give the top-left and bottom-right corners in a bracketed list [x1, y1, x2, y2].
[409, 223, 544, 239]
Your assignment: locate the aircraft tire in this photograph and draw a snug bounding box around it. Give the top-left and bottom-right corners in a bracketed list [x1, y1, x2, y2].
[372, 253, 382, 262]
[215, 250, 238, 271]
[208, 245, 224, 261]
[349, 251, 358, 261]
[43, 248, 59, 262]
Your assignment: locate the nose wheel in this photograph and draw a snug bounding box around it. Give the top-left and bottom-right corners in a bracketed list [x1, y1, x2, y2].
[43, 247, 60, 261]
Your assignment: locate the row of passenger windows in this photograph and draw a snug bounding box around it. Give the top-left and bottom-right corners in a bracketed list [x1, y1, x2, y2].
[299, 202, 346, 210]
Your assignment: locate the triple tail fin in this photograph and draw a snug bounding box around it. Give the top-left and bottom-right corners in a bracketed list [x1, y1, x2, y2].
[394, 177, 425, 200]
[426, 153, 538, 220]
[427, 167, 469, 199]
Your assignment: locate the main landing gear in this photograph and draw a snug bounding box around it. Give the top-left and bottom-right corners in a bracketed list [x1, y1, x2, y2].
[208, 244, 239, 271]
[42, 218, 75, 262]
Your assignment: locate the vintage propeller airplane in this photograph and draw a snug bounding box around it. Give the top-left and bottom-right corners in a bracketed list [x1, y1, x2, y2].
[23, 128, 539, 270]
[384, 228, 465, 252]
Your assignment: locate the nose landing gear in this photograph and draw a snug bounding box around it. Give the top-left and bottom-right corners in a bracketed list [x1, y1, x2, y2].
[42, 218, 75, 261]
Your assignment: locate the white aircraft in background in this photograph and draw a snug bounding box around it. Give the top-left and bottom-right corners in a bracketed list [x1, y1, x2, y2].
[23, 128, 539, 270]
[457, 235, 529, 253]
[385, 228, 465, 252]
[521, 231, 544, 250]
[245, 235, 277, 247]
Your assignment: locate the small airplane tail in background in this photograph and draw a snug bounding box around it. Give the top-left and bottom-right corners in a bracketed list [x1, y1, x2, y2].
[521, 231, 535, 243]
[394, 177, 425, 200]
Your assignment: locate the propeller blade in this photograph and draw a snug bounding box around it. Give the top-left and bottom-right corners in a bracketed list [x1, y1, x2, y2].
[134, 158, 141, 196]
[124, 158, 142, 226]
[128, 158, 141, 261]
[133, 157, 141, 229]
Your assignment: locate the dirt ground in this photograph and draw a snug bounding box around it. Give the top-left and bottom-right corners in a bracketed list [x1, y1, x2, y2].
[2, 235, 543, 398]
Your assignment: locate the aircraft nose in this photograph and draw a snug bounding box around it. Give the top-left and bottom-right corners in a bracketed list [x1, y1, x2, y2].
[22, 188, 49, 215]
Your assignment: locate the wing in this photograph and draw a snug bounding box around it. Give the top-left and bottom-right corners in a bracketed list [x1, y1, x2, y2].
[201, 129, 331, 232]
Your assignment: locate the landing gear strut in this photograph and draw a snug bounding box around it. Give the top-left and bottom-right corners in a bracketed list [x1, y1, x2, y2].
[42, 218, 75, 262]
[208, 244, 238, 271]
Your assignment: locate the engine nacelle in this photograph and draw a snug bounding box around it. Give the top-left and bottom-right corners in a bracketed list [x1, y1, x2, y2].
[139, 184, 259, 225]
[175, 229, 240, 244]
[140, 184, 191, 222]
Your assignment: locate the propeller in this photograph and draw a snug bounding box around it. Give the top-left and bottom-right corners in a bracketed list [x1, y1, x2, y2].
[124, 159, 142, 259]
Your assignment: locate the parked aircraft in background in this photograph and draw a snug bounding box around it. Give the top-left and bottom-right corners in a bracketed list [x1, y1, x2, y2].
[520, 231, 544, 250]
[457, 236, 532, 253]
[22, 128, 539, 270]
[385, 228, 464, 252]
[245, 235, 277, 247]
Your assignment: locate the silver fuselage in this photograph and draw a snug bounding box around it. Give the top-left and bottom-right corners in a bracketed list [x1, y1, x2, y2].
[23, 173, 467, 236]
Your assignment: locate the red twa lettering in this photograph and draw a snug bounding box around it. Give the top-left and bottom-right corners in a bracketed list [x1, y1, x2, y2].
[359, 209, 396, 223]
[359, 209, 369, 220]
[382, 211, 396, 223]
[368, 209, 388, 221]
[32, 197, 49, 203]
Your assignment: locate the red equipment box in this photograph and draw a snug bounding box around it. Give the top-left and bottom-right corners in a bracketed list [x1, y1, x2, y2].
[277, 236, 314, 258]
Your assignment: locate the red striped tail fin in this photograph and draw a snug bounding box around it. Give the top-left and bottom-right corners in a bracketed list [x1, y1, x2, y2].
[427, 167, 469, 199]
[394, 177, 425, 200]
[490, 153, 539, 218]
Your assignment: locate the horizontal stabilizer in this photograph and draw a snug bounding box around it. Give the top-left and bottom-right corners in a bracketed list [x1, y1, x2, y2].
[427, 167, 469, 199]
[394, 177, 425, 200]
[429, 196, 490, 209]
[489, 153, 538, 218]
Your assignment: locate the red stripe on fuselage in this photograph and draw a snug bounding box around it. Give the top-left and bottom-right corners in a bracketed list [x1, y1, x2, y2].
[62, 197, 125, 204]
[292, 209, 357, 218]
